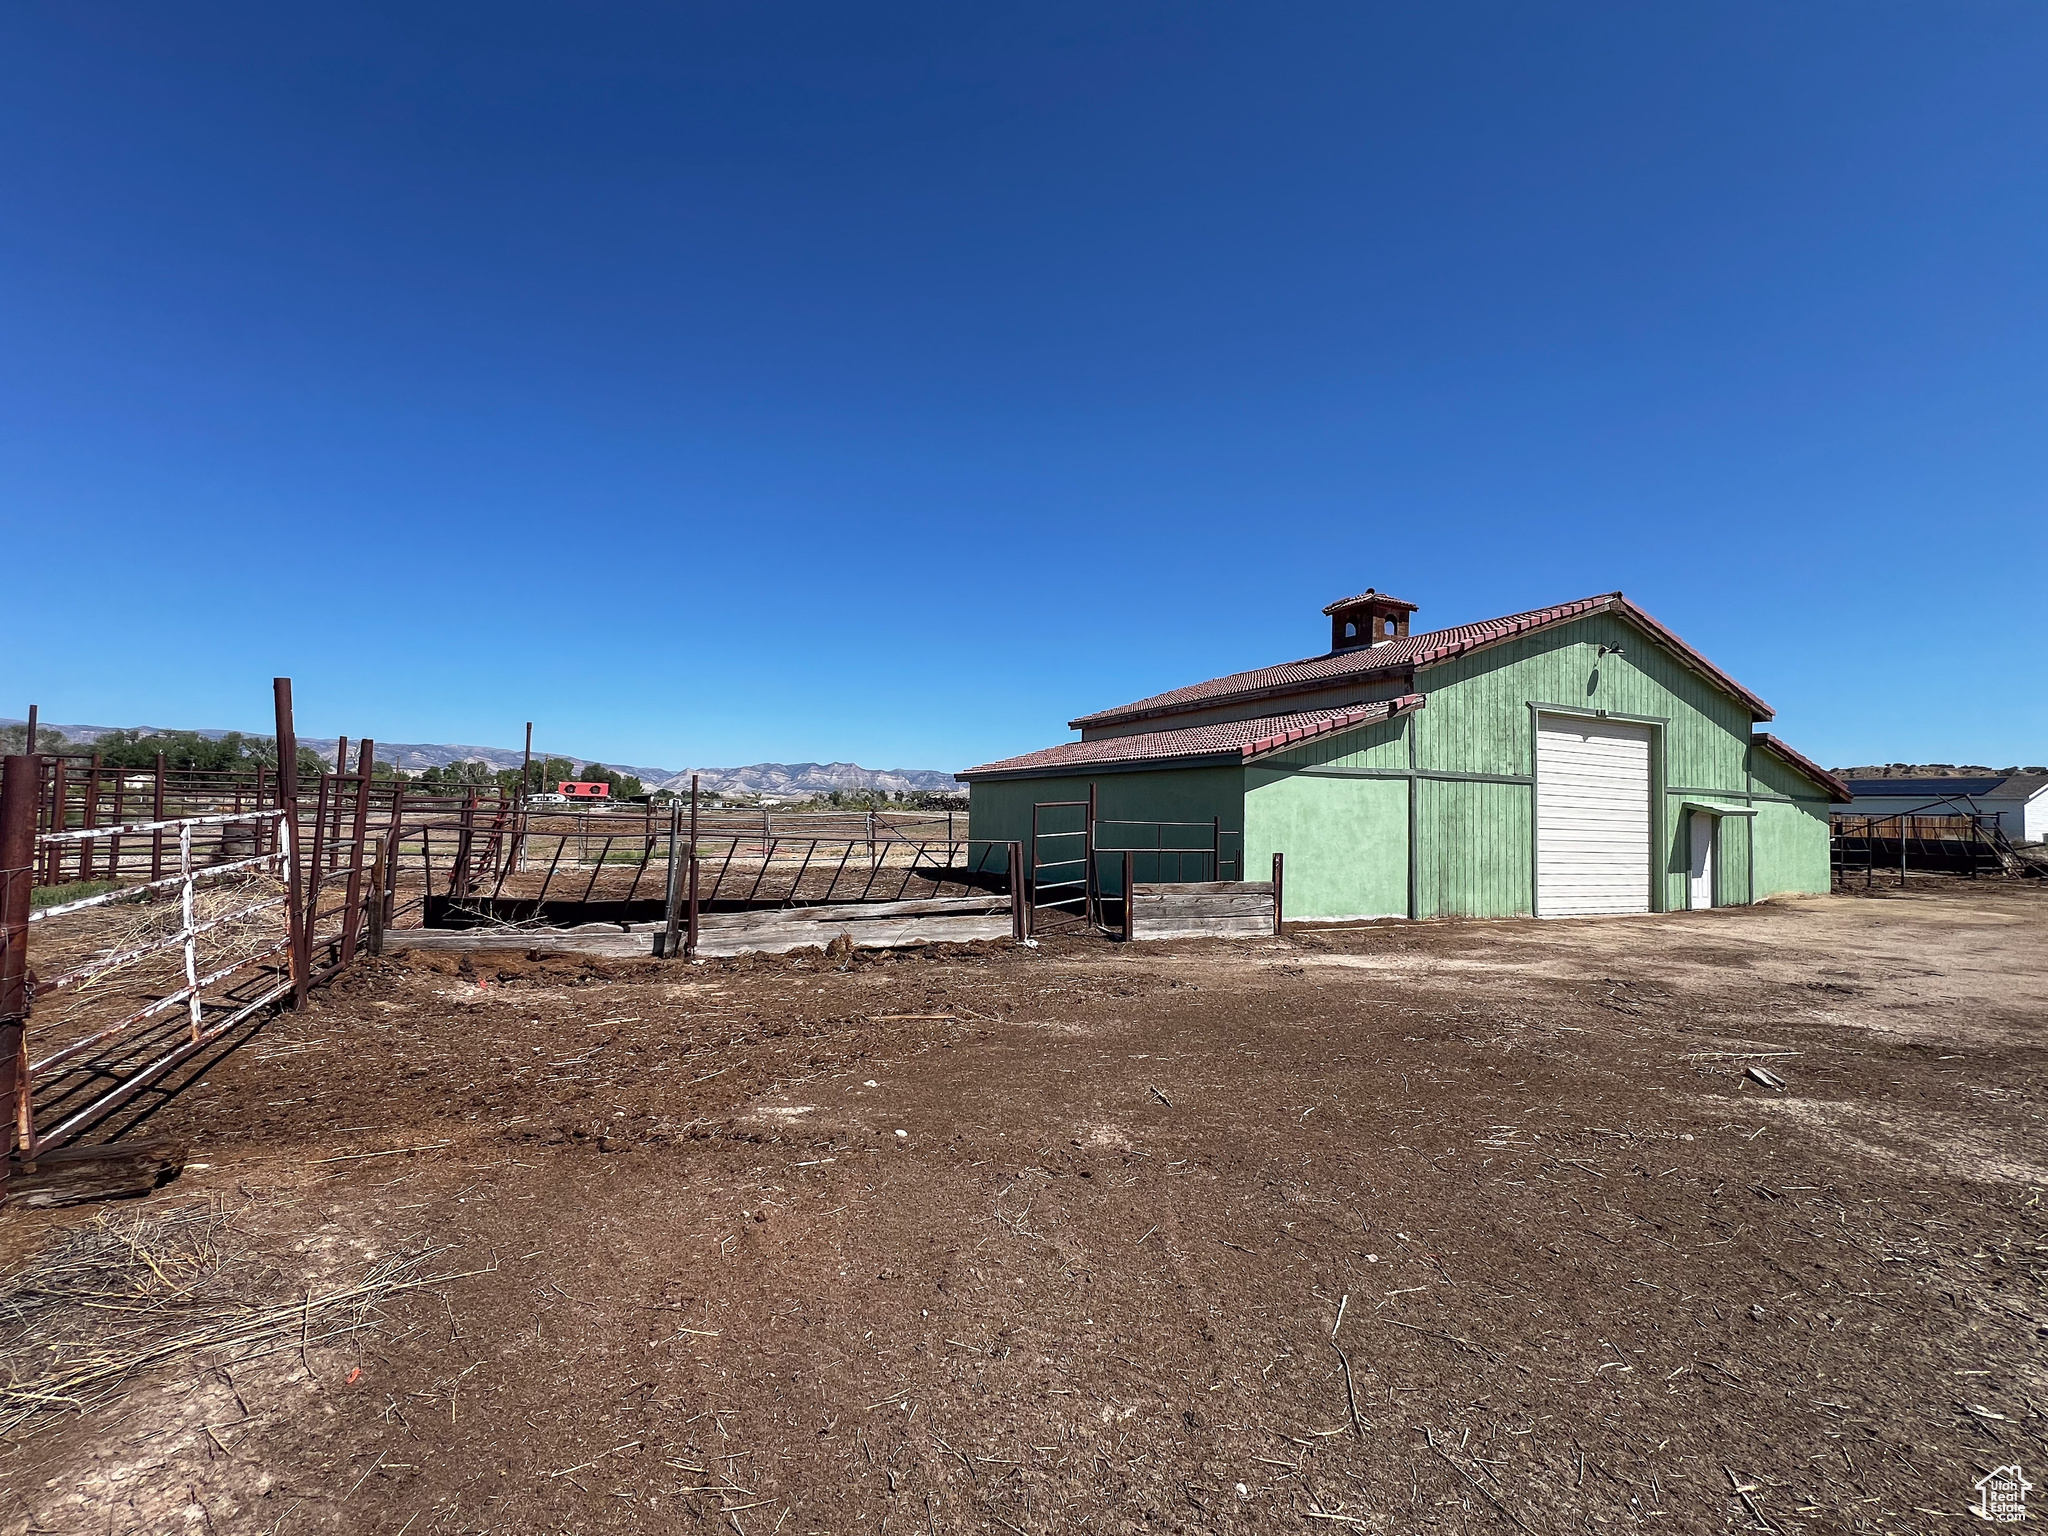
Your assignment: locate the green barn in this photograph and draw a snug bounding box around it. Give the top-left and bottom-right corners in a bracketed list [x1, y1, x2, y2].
[960, 590, 1849, 921]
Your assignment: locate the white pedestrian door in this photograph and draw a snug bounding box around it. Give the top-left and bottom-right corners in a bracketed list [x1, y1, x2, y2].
[1688, 813, 1716, 910]
[1536, 716, 1652, 917]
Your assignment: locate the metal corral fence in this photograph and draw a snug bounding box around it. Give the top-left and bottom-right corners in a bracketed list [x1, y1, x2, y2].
[1831, 812, 2023, 885]
[1026, 786, 1244, 932]
[410, 796, 1012, 929]
[0, 682, 445, 1168]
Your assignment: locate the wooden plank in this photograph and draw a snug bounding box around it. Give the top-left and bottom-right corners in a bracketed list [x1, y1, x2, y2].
[1131, 881, 1273, 897]
[385, 906, 1013, 961]
[696, 895, 1008, 930]
[1130, 917, 1272, 941]
[384, 928, 648, 958]
[7, 1138, 187, 1207]
[1133, 893, 1276, 917]
[692, 915, 1013, 958]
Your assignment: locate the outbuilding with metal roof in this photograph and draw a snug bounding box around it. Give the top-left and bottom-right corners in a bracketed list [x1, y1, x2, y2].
[960, 589, 1849, 921]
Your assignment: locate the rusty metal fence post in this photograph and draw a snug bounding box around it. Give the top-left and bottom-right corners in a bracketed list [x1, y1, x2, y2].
[1008, 841, 1026, 942]
[1122, 850, 1136, 942]
[1084, 782, 1098, 927]
[1272, 851, 1284, 936]
[685, 855, 700, 959]
[272, 679, 309, 1008]
[1, 756, 36, 1181]
[338, 740, 374, 965]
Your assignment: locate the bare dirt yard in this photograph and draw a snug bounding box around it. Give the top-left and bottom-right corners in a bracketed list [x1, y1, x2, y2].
[2, 883, 2043, 1535]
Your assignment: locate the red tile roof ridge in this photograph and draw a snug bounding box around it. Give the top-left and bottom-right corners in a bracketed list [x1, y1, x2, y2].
[1069, 591, 1774, 729]
[958, 696, 1425, 780]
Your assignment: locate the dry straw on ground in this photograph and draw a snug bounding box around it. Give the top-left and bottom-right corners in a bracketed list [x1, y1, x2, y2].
[0, 1199, 472, 1438]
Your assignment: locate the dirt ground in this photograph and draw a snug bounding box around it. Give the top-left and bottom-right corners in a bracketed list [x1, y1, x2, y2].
[2, 883, 2043, 1535]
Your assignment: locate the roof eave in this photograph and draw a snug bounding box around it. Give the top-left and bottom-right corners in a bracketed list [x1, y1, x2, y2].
[1239, 694, 1426, 763]
[956, 750, 1247, 783]
[1755, 733, 1854, 802]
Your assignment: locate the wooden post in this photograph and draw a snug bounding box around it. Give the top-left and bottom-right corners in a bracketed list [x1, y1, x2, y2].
[272, 680, 309, 1009]
[1009, 841, 1026, 942]
[1123, 850, 1135, 942]
[1272, 851, 1285, 936]
[1, 755, 38, 1176]
[659, 803, 685, 958]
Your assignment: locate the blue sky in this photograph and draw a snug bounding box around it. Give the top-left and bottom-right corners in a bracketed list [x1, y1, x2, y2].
[5, 3, 2042, 772]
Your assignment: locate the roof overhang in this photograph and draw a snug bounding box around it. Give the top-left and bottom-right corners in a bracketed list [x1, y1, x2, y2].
[1239, 695, 1425, 763]
[1753, 733, 1854, 802]
[1680, 799, 1758, 819]
[959, 696, 1426, 783]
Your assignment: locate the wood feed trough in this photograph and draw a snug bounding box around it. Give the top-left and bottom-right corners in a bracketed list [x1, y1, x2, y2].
[1126, 879, 1277, 940]
[382, 893, 1018, 961]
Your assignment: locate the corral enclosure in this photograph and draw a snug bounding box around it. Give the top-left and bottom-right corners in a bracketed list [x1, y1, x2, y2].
[0, 882, 2041, 1535]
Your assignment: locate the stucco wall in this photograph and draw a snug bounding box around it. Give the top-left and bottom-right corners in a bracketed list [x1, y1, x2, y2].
[1244, 767, 1407, 920]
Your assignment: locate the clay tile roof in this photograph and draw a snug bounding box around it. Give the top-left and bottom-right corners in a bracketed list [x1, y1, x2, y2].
[1754, 734, 1853, 803]
[1322, 589, 1419, 615]
[1069, 593, 1774, 731]
[958, 697, 1426, 781]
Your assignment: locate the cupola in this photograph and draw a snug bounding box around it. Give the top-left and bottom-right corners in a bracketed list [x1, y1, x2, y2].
[1323, 589, 1418, 652]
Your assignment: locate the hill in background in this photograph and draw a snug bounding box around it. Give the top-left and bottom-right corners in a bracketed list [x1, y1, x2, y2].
[0, 720, 959, 797]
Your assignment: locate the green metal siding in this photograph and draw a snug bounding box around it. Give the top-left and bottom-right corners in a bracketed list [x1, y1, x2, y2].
[1258, 714, 1410, 772]
[1748, 746, 1826, 802]
[1415, 778, 1532, 918]
[1416, 612, 1764, 911]
[1412, 612, 1733, 780]
[965, 766, 1245, 874]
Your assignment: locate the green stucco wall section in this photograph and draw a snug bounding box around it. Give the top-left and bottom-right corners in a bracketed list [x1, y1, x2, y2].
[1244, 771, 1408, 919]
[1243, 715, 1408, 919]
[1746, 746, 1837, 897]
[1750, 800, 1832, 896]
[968, 609, 1838, 921]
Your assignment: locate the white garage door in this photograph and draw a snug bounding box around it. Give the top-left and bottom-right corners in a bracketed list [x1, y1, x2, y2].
[1536, 716, 1652, 917]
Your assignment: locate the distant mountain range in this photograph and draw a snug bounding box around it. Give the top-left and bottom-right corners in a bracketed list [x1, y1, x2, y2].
[1, 720, 961, 798]
[1835, 762, 2047, 778]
